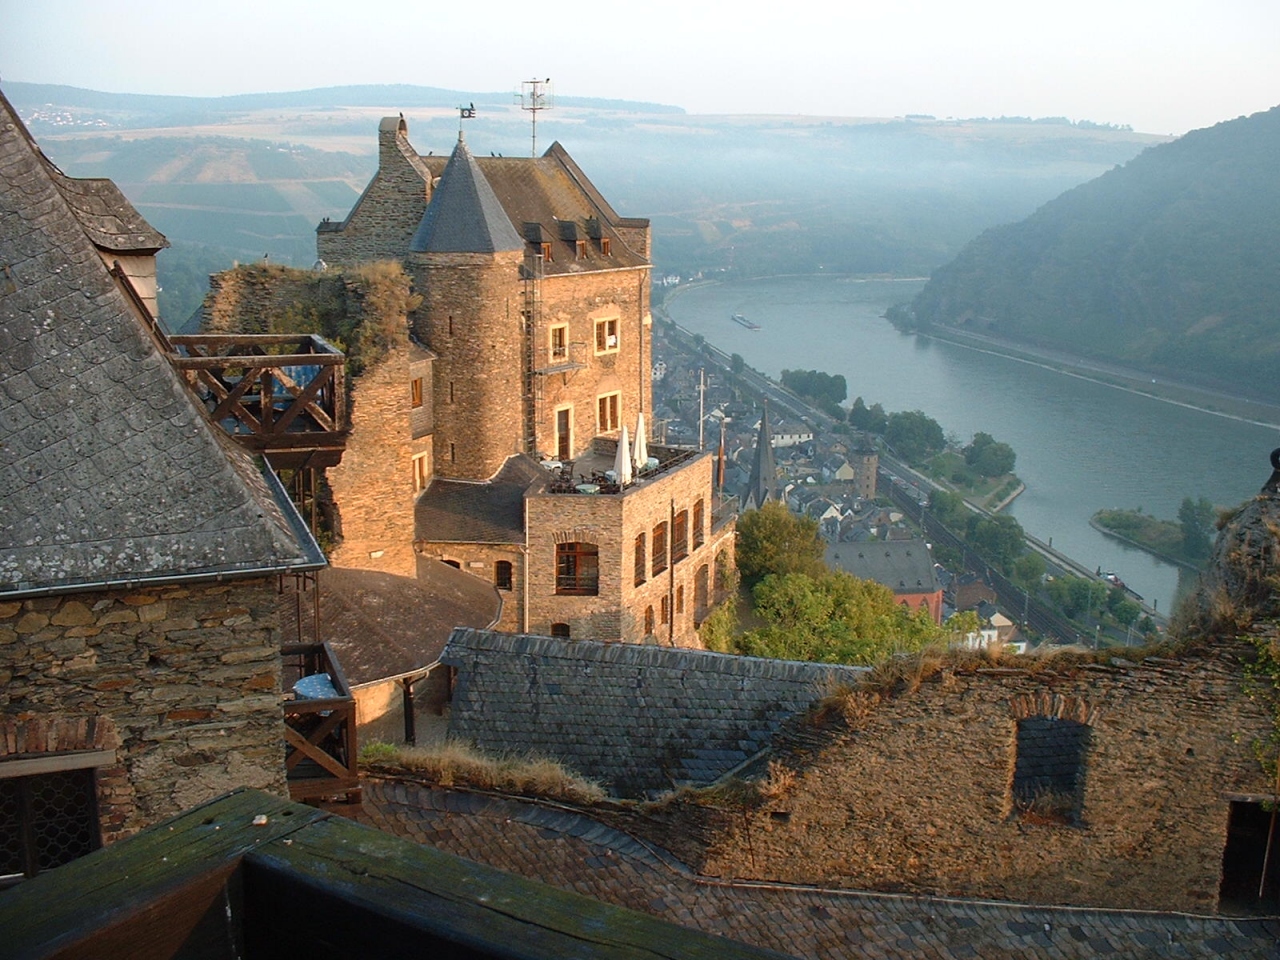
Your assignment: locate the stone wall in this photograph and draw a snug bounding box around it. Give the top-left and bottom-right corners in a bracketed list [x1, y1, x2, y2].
[414, 545, 522, 632]
[442, 629, 864, 797]
[535, 270, 651, 461]
[326, 341, 425, 577]
[701, 645, 1273, 913]
[0, 579, 288, 842]
[524, 450, 732, 646]
[317, 116, 432, 268]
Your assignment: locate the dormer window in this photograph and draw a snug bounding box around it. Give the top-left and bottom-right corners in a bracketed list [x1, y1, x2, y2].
[600, 237, 611, 256]
[541, 242, 553, 262]
[576, 239, 588, 259]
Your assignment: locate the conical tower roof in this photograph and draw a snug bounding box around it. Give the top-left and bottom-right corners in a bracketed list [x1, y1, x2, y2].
[743, 403, 779, 512]
[410, 134, 523, 254]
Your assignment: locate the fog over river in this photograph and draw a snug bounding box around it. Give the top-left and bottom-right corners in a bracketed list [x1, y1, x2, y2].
[665, 276, 1280, 614]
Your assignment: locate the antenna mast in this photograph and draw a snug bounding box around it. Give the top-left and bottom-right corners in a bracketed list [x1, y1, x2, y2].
[518, 78, 553, 157]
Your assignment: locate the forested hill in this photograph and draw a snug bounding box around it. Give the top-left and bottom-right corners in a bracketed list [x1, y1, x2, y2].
[907, 104, 1280, 392]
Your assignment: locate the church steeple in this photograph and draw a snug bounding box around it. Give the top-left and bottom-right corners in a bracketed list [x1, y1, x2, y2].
[409, 134, 523, 254]
[743, 403, 778, 512]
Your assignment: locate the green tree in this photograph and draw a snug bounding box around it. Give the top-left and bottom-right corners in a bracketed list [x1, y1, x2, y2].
[1178, 496, 1216, 561]
[885, 410, 945, 462]
[928, 489, 968, 527]
[735, 501, 826, 588]
[1011, 551, 1047, 592]
[964, 513, 1026, 569]
[730, 353, 745, 374]
[964, 432, 1016, 476]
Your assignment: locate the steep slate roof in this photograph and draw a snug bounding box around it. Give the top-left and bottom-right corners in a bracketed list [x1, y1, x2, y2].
[416, 454, 546, 544]
[47, 167, 168, 255]
[742, 405, 779, 512]
[409, 135, 523, 254]
[420, 142, 649, 275]
[441, 629, 864, 797]
[0, 89, 324, 596]
[279, 566, 499, 686]
[826, 539, 940, 595]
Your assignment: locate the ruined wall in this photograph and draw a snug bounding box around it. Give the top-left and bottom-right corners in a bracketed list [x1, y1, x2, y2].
[701, 645, 1272, 913]
[0, 579, 287, 842]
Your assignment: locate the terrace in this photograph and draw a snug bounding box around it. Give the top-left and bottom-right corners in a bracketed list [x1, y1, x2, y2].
[541, 438, 700, 495]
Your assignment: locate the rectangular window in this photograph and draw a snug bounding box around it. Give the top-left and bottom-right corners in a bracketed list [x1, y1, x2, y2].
[676, 584, 684, 615]
[412, 452, 431, 491]
[410, 377, 423, 408]
[541, 242, 553, 262]
[0, 766, 100, 885]
[660, 595, 670, 625]
[594, 317, 619, 354]
[652, 522, 668, 577]
[449, 381, 455, 404]
[597, 392, 620, 433]
[634, 533, 646, 586]
[600, 237, 611, 256]
[693, 499, 705, 548]
[556, 406, 572, 461]
[556, 542, 599, 596]
[576, 239, 588, 259]
[550, 324, 568, 362]
[450, 443, 456, 463]
[673, 510, 689, 562]
[494, 560, 513, 591]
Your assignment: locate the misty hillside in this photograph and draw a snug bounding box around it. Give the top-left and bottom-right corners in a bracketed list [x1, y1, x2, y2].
[5, 82, 1163, 326]
[908, 105, 1280, 391]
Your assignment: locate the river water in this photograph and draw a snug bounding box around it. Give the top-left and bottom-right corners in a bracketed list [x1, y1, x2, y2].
[665, 276, 1280, 615]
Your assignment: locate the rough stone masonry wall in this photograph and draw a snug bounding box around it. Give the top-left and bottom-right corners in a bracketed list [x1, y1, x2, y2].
[701, 645, 1273, 913]
[535, 269, 651, 461]
[442, 628, 864, 797]
[0, 579, 287, 842]
[202, 266, 348, 335]
[316, 119, 431, 268]
[326, 341, 425, 578]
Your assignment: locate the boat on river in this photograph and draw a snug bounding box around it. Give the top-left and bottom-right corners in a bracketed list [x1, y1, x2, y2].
[731, 313, 760, 330]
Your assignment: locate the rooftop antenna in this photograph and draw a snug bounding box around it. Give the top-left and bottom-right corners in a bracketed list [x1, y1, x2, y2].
[457, 102, 476, 139]
[517, 78, 552, 157]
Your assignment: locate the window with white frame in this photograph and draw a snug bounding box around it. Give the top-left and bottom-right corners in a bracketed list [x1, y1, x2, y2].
[597, 392, 620, 433]
[594, 317, 619, 354]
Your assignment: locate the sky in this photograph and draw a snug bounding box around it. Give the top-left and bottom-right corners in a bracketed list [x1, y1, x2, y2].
[1, 0, 1277, 135]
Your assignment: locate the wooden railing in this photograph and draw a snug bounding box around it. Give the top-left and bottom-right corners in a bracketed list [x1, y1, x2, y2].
[169, 334, 348, 470]
[281, 641, 361, 810]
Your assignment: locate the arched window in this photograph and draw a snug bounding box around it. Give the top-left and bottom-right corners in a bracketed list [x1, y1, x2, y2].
[652, 522, 668, 577]
[644, 606, 655, 635]
[634, 533, 646, 586]
[555, 542, 599, 595]
[494, 560, 513, 591]
[672, 510, 689, 562]
[692, 499, 705, 548]
[443, 559, 461, 569]
[551, 622, 571, 638]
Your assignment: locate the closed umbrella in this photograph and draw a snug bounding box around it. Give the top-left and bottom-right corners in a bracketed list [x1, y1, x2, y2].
[614, 424, 633, 485]
[633, 411, 649, 472]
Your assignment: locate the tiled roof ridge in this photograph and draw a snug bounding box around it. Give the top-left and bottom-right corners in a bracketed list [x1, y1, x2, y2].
[444, 628, 865, 682]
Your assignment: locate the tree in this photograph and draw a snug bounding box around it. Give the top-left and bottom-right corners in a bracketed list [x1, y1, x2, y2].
[1178, 496, 1216, 561]
[781, 368, 847, 407]
[964, 432, 1016, 476]
[885, 410, 945, 462]
[730, 353, 745, 374]
[964, 513, 1025, 570]
[736, 501, 826, 588]
[1011, 552, 1047, 592]
[928, 489, 968, 527]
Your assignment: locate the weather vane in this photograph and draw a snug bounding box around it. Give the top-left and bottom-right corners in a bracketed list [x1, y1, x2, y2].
[457, 102, 475, 138]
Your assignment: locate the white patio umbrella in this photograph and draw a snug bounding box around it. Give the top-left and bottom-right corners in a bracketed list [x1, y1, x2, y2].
[632, 411, 649, 472]
[614, 424, 633, 485]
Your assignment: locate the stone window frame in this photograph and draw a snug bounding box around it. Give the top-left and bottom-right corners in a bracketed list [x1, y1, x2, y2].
[597, 392, 620, 434]
[549, 324, 569, 362]
[494, 560, 513, 591]
[1007, 694, 1098, 828]
[555, 403, 574, 461]
[412, 452, 431, 492]
[634, 533, 646, 587]
[672, 510, 689, 562]
[652, 521, 668, 577]
[555, 541, 600, 596]
[594, 317, 619, 355]
[410, 377, 424, 408]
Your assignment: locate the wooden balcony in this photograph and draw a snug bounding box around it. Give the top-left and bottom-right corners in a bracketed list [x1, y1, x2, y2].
[282, 641, 361, 811]
[169, 333, 349, 470]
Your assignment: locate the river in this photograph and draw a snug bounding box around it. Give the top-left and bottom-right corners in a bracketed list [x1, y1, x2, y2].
[664, 275, 1280, 615]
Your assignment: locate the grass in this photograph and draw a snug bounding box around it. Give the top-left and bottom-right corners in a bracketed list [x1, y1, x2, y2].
[358, 739, 606, 805]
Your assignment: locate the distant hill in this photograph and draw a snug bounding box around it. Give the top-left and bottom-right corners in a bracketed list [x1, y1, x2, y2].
[907, 105, 1280, 392]
[3, 81, 1164, 325]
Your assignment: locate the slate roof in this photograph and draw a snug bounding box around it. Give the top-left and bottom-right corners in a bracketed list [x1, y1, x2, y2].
[279, 565, 499, 686]
[47, 166, 168, 255]
[416, 454, 546, 544]
[826, 539, 940, 595]
[409, 135, 523, 255]
[419, 141, 649, 275]
[441, 629, 865, 797]
[742, 405, 778, 512]
[0, 88, 325, 596]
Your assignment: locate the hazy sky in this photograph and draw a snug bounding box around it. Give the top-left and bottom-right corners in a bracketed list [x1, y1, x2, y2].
[1, 0, 1276, 135]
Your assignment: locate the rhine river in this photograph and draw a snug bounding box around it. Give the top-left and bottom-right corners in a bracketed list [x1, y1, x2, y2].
[666, 276, 1280, 615]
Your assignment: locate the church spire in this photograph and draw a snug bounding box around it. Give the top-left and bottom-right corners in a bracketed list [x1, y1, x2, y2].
[743, 402, 778, 512]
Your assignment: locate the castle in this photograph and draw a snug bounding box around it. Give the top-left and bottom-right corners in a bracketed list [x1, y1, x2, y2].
[310, 117, 736, 644]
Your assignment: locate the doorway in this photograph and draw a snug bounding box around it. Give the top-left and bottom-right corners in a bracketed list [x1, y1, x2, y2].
[1220, 801, 1280, 914]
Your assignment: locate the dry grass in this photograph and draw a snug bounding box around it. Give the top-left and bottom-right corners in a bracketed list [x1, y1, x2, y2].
[359, 739, 606, 805]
